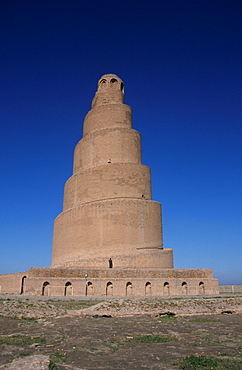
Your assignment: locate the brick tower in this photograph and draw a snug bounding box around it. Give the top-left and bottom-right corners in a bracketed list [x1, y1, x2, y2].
[0, 74, 219, 296]
[52, 74, 173, 269]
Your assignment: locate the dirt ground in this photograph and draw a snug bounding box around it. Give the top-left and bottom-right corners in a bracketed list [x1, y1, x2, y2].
[0, 296, 242, 369]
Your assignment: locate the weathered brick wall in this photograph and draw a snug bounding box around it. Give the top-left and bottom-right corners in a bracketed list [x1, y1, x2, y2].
[28, 267, 214, 279]
[0, 267, 219, 297]
[73, 128, 141, 173]
[24, 275, 218, 297]
[219, 285, 242, 294]
[0, 272, 28, 294]
[52, 199, 167, 268]
[63, 164, 152, 209]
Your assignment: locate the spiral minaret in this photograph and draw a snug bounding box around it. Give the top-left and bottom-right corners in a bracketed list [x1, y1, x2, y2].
[0, 74, 219, 297]
[52, 74, 173, 269]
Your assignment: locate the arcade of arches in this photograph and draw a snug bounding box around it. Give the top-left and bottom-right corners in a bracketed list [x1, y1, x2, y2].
[30, 279, 209, 297]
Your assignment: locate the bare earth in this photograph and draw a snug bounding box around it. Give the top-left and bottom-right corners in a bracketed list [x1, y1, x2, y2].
[0, 296, 241, 369]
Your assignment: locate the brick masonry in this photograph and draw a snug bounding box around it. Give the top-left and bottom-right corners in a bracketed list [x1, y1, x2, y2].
[0, 74, 219, 296]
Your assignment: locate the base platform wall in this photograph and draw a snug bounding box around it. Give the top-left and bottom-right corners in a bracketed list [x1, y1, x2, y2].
[0, 272, 28, 295]
[219, 285, 242, 294]
[0, 268, 219, 296]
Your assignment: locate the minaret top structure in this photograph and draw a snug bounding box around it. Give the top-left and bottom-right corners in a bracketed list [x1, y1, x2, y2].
[92, 73, 124, 108]
[97, 74, 124, 92]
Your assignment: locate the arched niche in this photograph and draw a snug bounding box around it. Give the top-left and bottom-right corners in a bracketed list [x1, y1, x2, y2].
[163, 282, 170, 295]
[145, 282, 152, 296]
[86, 281, 94, 296]
[20, 276, 27, 295]
[181, 281, 188, 295]
[64, 281, 73, 296]
[199, 281, 205, 295]
[42, 281, 50, 296]
[126, 282, 132, 296]
[106, 281, 113, 296]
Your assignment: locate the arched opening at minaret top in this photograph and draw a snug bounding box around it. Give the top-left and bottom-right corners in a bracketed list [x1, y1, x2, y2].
[100, 79, 107, 89]
[97, 74, 124, 92]
[110, 78, 118, 88]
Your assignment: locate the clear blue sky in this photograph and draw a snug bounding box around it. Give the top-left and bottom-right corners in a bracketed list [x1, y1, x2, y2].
[0, 1, 241, 284]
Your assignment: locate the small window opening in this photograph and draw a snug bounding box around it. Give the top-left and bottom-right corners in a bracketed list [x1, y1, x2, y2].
[109, 258, 113, 268]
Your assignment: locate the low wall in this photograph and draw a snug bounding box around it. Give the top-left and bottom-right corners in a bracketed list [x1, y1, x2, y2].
[219, 285, 242, 294]
[0, 272, 28, 295]
[0, 268, 221, 297]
